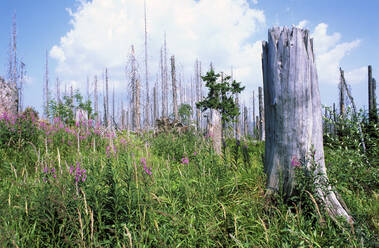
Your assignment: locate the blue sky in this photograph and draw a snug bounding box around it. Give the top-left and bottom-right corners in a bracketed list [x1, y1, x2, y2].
[0, 0, 378, 117]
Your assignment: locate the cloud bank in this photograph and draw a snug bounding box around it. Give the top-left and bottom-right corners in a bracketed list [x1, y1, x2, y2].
[50, 0, 266, 105]
[50, 0, 363, 111]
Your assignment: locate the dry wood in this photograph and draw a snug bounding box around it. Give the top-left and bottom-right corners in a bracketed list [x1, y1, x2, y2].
[253, 90, 256, 138]
[262, 26, 353, 223]
[258, 86, 264, 141]
[171, 55, 178, 120]
[339, 67, 366, 153]
[144, 0, 149, 128]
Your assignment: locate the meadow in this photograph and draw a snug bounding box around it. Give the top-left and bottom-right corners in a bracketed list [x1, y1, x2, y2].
[0, 108, 378, 247]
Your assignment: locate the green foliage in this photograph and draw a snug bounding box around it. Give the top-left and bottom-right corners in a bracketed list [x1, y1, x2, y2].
[0, 112, 41, 150]
[49, 90, 95, 125]
[196, 68, 245, 126]
[0, 109, 377, 247]
[178, 103, 193, 125]
[150, 130, 202, 162]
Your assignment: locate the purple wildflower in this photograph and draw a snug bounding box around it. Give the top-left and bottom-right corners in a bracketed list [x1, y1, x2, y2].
[291, 156, 301, 168]
[181, 157, 189, 165]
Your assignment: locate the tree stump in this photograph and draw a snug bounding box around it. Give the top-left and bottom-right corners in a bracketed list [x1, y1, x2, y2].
[209, 109, 222, 155]
[262, 26, 353, 223]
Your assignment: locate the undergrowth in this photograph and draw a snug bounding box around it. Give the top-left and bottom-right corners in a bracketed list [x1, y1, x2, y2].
[0, 110, 377, 247]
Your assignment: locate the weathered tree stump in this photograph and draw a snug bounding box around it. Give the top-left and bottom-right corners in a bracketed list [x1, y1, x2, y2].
[209, 109, 222, 155]
[262, 26, 353, 223]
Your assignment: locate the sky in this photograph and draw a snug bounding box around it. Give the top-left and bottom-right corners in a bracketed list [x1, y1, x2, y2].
[0, 0, 378, 117]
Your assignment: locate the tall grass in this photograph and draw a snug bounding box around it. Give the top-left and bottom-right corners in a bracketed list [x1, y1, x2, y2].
[0, 111, 377, 247]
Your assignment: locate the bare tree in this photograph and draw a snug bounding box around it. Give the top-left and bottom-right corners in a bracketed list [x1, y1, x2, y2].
[195, 59, 200, 130]
[258, 86, 264, 141]
[144, 0, 150, 128]
[243, 106, 248, 137]
[12, 12, 17, 88]
[105, 68, 110, 127]
[43, 50, 49, 119]
[94, 75, 98, 122]
[19, 62, 25, 112]
[340, 67, 366, 153]
[164, 34, 169, 117]
[252, 90, 256, 138]
[368, 65, 377, 123]
[56, 77, 61, 104]
[171, 55, 178, 120]
[128, 45, 140, 131]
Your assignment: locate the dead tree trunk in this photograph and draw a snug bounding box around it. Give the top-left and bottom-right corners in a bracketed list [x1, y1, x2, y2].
[195, 60, 201, 131]
[144, 0, 149, 128]
[105, 68, 110, 127]
[262, 26, 353, 223]
[252, 90, 256, 138]
[163, 34, 168, 118]
[339, 75, 345, 118]
[209, 109, 222, 155]
[56, 77, 61, 104]
[368, 66, 377, 123]
[44, 50, 49, 119]
[94, 75, 98, 122]
[373, 78, 377, 121]
[153, 85, 157, 125]
[340, 67, 366, 153]
[171, 55, 178, 120]
[235, 94, 241, 140]
[243, 106, 248, 137]
[258, 86, 265, 141]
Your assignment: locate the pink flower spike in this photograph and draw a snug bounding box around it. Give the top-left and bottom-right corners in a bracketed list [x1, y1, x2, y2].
[291, 156, 301, 168]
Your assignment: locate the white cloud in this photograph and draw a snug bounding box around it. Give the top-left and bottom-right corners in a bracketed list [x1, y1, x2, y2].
[296, 20, 308, 29]
[252, 0, 258, 4]
[311, 23, 361, 85]
[50, 0, 266, 102]
[345, 66, 366, 85]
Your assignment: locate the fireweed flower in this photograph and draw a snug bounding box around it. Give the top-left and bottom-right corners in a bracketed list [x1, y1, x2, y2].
[42, 166, 57, 182]
[181, 157, 189, 165]
[193, 151, 197, 156]
[106, 145, 111, 157]
[140, 157, 152, 175]
[291, 156, 301, 168]
[70, 162, 87, 183]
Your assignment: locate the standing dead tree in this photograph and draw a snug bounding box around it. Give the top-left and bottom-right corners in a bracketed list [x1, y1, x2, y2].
[235, 93, 241, 140]
[258, 86, 265, 141]
[340, 67, 366, 153]
[153, 78, 158, 126]
[128, 45, 141, 131]
[160, 36, 169, 118]
[171, 55, 178, 120]
[243, 106, 248, 137]
[143, 0, 150, 128]
[195, 59, 201, 130]
[94, 75, 99, 122]
[56, 77, 61, 104]
[252, 90, 256, 138]
[262, 26, 353, 223]
[43, 50, 49, 119]
[105, 68, 110, 127]
[368, 65, 378, 123]
[19, 62, 25, 112]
